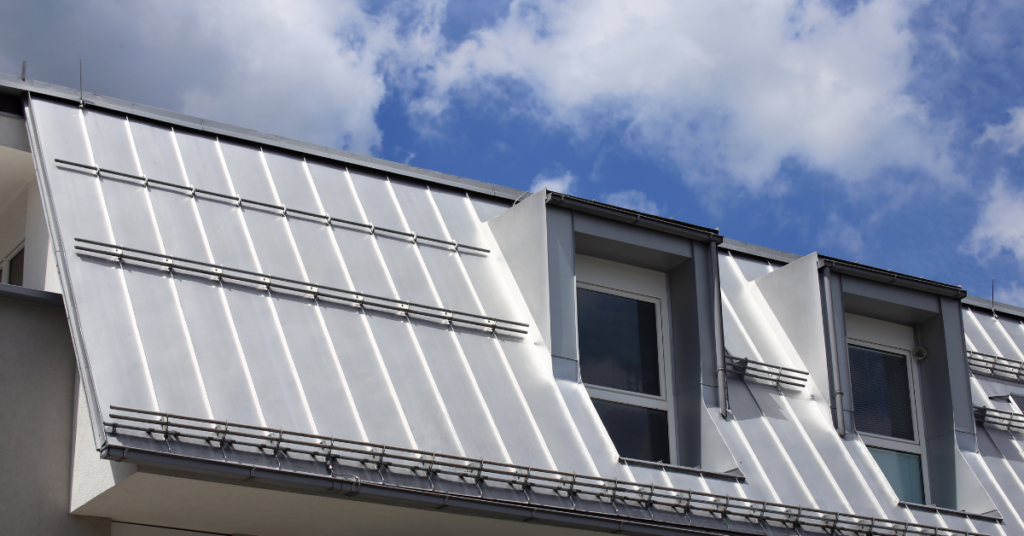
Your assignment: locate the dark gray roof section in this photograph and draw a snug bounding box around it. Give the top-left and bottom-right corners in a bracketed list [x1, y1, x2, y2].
[0, 283, 63, 308]
[964, 295, 1024, 320]
[546, 191, 723, 243]
[719, 238, 801, 264]
[818, 255, 967, 299]
[0, 72, 524, 201]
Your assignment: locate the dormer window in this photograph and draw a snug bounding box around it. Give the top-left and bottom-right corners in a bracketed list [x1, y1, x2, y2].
[846, 315, 927, 504]
[576, 255, 673, 464]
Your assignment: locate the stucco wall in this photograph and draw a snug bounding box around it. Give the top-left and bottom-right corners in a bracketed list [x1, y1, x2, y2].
[0, 293, 108, 535]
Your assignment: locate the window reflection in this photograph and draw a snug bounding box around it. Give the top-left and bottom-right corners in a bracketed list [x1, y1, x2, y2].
[577, 288, 660, 395]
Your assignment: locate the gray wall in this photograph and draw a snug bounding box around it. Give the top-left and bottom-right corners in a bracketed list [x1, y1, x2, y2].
[0, 289, 109, 535]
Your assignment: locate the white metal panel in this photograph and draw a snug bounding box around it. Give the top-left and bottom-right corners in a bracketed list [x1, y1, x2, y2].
[410, 319, 509, 462]
[82, 109, 211, 419]
[271, 294, 363, 440]
[318, 301, 415, 448]
[30, 98, 157, 415]
[453, 327, 554, 468]
[364, 311, 463, 455]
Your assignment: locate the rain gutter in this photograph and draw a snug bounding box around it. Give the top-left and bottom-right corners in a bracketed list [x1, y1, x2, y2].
[817, 256, 967, 300]
[545, 192, 724, 244]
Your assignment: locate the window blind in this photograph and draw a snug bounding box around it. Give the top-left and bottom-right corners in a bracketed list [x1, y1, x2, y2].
[849, 344, 915, 441]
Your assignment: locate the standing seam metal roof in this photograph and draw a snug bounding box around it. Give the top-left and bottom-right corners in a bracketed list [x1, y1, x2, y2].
[12, 76, 1024, 536]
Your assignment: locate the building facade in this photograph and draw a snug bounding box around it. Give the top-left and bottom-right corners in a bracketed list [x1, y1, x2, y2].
[1, 73, 1023, 536]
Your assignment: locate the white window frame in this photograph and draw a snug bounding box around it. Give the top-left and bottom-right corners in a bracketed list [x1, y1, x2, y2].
[1, 240, 25, 285]
[846, 335, 930, 505]
[575, 254, 675, 464]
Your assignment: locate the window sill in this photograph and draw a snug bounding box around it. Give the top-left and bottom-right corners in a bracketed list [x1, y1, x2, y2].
[619, 457, 745, 482]
[899, 501, 1003, 522]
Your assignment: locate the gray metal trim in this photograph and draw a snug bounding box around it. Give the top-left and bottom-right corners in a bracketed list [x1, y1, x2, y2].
[963, 296, 1024, 320]
[898, 502, 1003, 523]
[718, 239, 801, 264]
[0, 73, 524, 201]
[22, 92, 109, 450]
[617, 457, 745, 482]
[818, 257, 967, 299]
[546, 192, 723, 244]
[0, 282, 63, 307]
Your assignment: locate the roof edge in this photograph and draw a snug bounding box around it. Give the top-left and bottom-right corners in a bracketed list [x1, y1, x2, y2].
[963, 295, 1024, 320]
[818, 256, 967, 299]
[0, 72, 524, 201]
[0, 283, 63, 307]
[719, 238, 802, 264]
[545, 191, 723, 244]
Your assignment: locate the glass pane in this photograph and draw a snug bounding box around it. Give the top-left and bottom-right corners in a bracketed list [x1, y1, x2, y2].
[868, 447, 925, 504]
[591, 398, 670, 463]
[578, 288, 660, 395]
[849, 344, 915, 441]
[8, 249, 24, 287]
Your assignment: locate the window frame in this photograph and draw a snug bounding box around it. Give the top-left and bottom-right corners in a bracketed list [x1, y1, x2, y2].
[1, 241, 25, 286]
[575, 254, 676, 464]
[847, 335, 930, 504]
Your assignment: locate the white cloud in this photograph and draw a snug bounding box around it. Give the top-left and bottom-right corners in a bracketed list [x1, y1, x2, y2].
[964, 174, 1024, 263]
[817, 214, 865, 257]
[996, 281, 1024, 309]
[412, 0, 958, 191]
[602, 190, 660, 215]
[530, 171, 576, 193]
[977, 107, 1024, 155]
[0, 0, 445, 155]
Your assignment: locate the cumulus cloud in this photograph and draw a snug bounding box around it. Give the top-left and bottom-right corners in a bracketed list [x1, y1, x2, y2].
[977, 108, 1024, 155]
[412, 0, 958, 191]
[817, 214, 865, 257]
[602, 190, 660, 215]
[0, 0, 444, 154]
[964, 174, 1024, 263]
[530, 171, 577, 193]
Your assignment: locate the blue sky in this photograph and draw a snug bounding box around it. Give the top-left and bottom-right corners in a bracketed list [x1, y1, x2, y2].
[2, 0, 1024, 305]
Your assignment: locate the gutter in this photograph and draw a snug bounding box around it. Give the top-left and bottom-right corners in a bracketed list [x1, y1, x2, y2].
[100, 445, 753, 536]
[817, 256, 967, 300]
[545, 192, 723, 244]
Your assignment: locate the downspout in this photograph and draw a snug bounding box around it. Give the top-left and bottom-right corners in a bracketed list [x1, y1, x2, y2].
[822, 267, 845, 436]
[710, 242, 727, 418]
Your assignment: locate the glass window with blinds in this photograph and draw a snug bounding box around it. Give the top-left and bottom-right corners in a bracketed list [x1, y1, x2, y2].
[848, 342, 926, 504]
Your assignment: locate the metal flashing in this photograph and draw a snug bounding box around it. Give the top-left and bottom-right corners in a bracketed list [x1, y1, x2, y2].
[818, 256, 967, 299]
[618, 457, 746, 482]
[963, 295, 1024, 320]
[0, 73, 524, 201]
[719, 239, 801, 265]
[545, 191, 723, 244]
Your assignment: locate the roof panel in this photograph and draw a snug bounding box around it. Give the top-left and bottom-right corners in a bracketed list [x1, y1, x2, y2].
[27, 86, 1022, 534]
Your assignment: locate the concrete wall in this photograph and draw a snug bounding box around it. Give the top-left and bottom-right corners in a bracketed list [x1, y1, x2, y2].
[0, 291, 108, 535]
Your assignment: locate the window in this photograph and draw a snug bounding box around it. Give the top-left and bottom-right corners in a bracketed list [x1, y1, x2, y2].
[848, 331, 927, 504]
[576, 255, 673, 464]
[2, 245, 24, 287]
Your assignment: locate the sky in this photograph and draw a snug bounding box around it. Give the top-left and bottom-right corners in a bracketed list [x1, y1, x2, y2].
[2, 0, 1024, 305]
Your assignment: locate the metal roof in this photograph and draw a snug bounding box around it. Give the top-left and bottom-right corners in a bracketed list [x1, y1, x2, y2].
[12, 76, 1024, 536]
